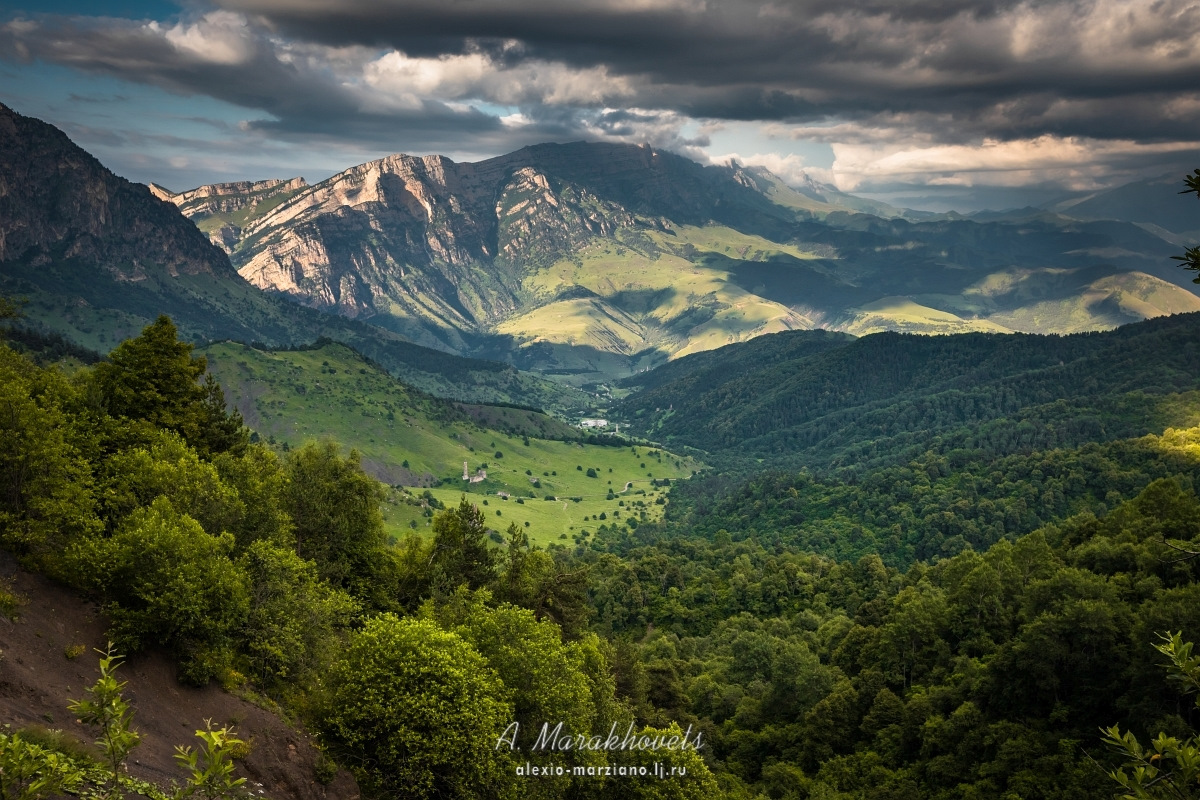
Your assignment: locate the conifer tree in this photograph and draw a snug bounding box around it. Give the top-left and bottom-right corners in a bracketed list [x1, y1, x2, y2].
[92, 315, 246, 458]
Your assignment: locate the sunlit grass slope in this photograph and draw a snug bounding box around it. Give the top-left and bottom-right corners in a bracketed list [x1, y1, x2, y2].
[499, 224, 827, 376]
[202, 340, 699, 545]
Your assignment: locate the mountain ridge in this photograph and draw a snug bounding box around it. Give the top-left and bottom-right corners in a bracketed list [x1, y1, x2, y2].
[0, 102, 591, 411]
[152, 140, 1200, 384]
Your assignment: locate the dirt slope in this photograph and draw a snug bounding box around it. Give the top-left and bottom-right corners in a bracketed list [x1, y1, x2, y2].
[0, 553, 359, 800]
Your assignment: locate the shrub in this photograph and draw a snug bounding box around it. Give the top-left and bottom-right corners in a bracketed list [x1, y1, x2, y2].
[318, 616, 513, 799]
[74, 499, 248, 684]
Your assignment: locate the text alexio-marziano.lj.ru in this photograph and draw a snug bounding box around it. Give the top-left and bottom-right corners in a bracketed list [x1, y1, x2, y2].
[496, 721, 704, 779]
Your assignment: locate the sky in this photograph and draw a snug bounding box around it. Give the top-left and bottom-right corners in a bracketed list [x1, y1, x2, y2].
[2, 0, 1199, 212]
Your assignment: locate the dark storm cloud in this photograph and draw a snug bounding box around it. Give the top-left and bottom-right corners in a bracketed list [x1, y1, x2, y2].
[4, 0, 1200, 202]
[0, 13, 586, 154]
[7, 0, 1200, 146]
[0, 8, 735, 157]
[202, 0, 1200, 143]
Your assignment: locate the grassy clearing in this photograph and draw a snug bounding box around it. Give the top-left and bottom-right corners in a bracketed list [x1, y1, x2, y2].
[502, 226, 820, 372]
[840, 297, 1014, 336]
[385, 462, 683, 548]
[202, 340, 699, 544]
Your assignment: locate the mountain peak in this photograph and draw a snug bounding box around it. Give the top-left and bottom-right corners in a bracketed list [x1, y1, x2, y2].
[0, 102, 235, 278]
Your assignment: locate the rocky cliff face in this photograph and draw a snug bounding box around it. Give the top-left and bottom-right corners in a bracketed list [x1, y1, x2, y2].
[151, 177, 309, 254]
[0, 103, 235, 280]
[152, 135, 1200, 380]
[199, 146, 672, 331]
[149, 177, 308, 216]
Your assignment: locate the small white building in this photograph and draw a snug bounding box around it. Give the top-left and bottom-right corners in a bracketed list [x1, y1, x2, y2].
[580, 418, 608, 428]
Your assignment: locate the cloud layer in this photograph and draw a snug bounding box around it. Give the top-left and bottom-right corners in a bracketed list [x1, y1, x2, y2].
[3, 0, 1199, 204]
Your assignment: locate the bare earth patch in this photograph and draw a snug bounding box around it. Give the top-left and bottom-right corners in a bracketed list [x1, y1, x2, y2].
[0, 553, 359, 800]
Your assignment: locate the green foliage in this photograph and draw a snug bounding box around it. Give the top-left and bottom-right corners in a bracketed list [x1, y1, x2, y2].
[238, 540, 358, 689]
[15, 309, 1200, 800]
[96, 431, 243, 536]
[172, 722, 247, 800]
[656, 427, 1200, 568]
[76, 499, 249, 684]
[212, 445, 293, 549]
[426, 589, 599, 732]
[430, 496, 496, 594]
[0, 579, 26, 621]
[574, 479, 1200, 798]
[1103, 632, 1200, 799]
[312, 750, 337, 785]
[91, 316, 246, 459]
[619, 313, 1200, 472]
[68, 648, 141, 800]
[424, 589, 613, 799]
[318, 614, 515, 800]
[0, 731, 84, 800]
[283, 442, 390, 607]
[10, 650, 258, 800]
[1173, 168, 1200, 283]
[0, 344, 100, 564]
[0, 296, 21, 322]
[605, 723, 719, 800]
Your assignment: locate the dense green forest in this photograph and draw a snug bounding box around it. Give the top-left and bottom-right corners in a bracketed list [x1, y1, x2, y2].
[638, 429, 1200, 567]
[617, 313, 1200, 472]
[5, 305, 1200, 800]
[578, 476, 1200, 798]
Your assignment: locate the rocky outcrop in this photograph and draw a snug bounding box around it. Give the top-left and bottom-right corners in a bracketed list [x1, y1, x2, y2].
[495, 167, 635, 268]
[217, 149, 657, 329]
[151, 177, 310, 254]
[0, 103, 235, 280]
[149, 177, 307, 217]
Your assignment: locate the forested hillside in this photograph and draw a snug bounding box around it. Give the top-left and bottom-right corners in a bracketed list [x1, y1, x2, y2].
[641, 428, 1200, 567]
[0, 311, 715, 799]
[576, 476, 1200, 799]
[5, 304, 1200, 800]
[617, 312, 1200, 470]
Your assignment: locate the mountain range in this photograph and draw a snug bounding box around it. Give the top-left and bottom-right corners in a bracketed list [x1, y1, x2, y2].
[151, 138, 1200, 384]
[614, 311, 1200, 472]
[4, 99, 1200, 393]
[0, 103, 585, 412]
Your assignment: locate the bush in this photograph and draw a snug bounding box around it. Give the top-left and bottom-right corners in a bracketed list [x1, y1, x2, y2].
[238, 540, 358, 688]
[318, 616, 513, 799]
[284, 443, 389, 607]
[74, 498, 249, 684]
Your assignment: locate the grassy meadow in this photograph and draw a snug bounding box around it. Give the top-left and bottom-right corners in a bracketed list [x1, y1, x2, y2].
[202, 340, 700, 545]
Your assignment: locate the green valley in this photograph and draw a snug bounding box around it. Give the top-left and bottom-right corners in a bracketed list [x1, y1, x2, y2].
[614, 312, 1200, 470]
[10, 95, 1200, 800]
[201, 340, 700, 544]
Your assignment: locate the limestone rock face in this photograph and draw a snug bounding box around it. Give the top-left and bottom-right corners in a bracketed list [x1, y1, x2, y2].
[172, 145, 692, 331]
[149, 177, 308, 217]
[150, 177, 309, 253]
[151, 140, 848, 357]
[0, 103, 234, 280]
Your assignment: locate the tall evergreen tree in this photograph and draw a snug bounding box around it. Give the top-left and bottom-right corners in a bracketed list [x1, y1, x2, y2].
[430, 496, 496, 593]
[92, 315, 246, 458]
